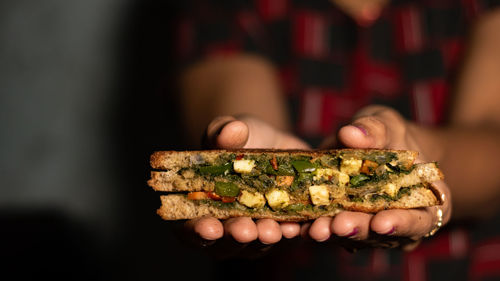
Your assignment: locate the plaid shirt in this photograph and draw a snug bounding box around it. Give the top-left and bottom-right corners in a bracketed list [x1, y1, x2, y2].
[175, 0, 500, 280]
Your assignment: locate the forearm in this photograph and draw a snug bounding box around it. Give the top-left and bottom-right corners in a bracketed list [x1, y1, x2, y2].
[411, 123, 500, 220]
[179, 54, 290, 145]
[418, 9, 500, 220]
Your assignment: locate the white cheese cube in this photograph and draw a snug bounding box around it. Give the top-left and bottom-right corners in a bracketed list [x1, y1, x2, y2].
[309, 185, 330, 206]
[313, 168, 335, 181]
[340, 159, 363, 175]
[265, 189, 290, 210]
[381, 183, 400, 198]
[233, 159, 255, 173]
[315, 169, 349, 187]
[238, 190, 266, 208]
[334, 171, 350, 187]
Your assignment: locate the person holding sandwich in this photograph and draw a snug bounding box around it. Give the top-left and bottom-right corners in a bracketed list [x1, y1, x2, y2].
[170, 0, 500, 279]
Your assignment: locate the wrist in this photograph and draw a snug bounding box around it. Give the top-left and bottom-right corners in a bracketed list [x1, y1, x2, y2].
[406, 122, 447, 164]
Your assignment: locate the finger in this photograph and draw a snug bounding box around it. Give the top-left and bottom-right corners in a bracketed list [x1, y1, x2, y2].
[300, 222, 312, 240]
[309, 217, 333, 242]
[256, 219, 282, 244]
[370, 208, 435, 239]
[331, 211, 373, 240]
[185, 216, 224, 241]
[280, 222, 301, 239]
[204, 116, 237, 147]
[224, 217, 259, 243]
[216, 120, 249, 148]
[337, 118, 388, 149]
[241, 116, 310, 149]
[339, 106, 410, 150]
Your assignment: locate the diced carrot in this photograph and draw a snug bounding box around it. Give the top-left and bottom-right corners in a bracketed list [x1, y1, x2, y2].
[207, 192, 222, 201]
[296, 199, 312, 205]
[360, 160, 379, 175]
[221, 196, 236, 203]
[187, 192, 209, 200]
[270, 156, 278, 170]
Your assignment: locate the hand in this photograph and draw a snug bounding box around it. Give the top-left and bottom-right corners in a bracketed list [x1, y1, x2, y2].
[305, 105, 451, 251]
[183, 115, 310, 258]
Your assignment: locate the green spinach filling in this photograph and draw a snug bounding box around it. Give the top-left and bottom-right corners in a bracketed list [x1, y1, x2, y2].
[187, 152, 417, 206]
[214, 182, 240, 197]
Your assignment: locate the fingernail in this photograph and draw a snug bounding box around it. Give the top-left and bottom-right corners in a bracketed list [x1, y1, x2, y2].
[383, 227, 395, 235]
[353, 125, 368, 136]
[344, 228, 358, 237]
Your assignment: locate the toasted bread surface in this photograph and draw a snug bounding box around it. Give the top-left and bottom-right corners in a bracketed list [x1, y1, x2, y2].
[157, 185, 438, 221]
[150, 149, 418, 170]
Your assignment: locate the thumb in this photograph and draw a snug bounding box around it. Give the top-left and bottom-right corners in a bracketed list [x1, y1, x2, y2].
[338, 118, 389, 149]
[204, 116, 249, 149]
[204, 115, 310, 149]
[337, 106, 406, 149]
[217, 120, 249, 148]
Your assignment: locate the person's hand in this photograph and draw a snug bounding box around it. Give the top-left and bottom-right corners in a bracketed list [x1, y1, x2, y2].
[304, 105, 451, 251]
[182, 115, 310, 258]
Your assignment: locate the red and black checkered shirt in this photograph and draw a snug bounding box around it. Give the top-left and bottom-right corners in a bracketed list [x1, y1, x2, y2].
[175, 0, 500, 280]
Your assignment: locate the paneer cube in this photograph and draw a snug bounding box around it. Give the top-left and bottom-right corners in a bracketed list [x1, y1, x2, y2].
[381, 183, 400, 198]
[313, 168, 349, 188]
[233, 159, 255, 173]
[335, 171, 350, 187]
[238, 190, 266, 208]
[340, 158, 363, 175]
[276, 175, 294, 186]
[265, 189, 290, 210]
[309, 185, 330, 206]
[313, 168, 335, 181]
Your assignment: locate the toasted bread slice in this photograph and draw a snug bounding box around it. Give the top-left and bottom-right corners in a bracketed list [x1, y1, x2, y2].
[156, 184, 439, 221]
[150, 149, 418, 170]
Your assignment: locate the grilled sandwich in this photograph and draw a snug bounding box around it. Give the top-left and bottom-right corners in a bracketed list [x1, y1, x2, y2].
[148, 149, 443, 221]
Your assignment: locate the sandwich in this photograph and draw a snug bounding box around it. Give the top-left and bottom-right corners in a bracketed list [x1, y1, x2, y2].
[147, 149, 444, 222]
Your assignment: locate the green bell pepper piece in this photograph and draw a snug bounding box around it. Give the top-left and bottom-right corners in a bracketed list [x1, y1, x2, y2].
[215, 181, 240, 197]
[349, 174, 371, 187]
[286, 203, 305, 212]
[197, 162, 232, 176]
[264, 162, 295, 176]
[291, 160, 317, 173]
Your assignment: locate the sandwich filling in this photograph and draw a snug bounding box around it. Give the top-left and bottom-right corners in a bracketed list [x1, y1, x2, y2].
[166, 151, 436, 213]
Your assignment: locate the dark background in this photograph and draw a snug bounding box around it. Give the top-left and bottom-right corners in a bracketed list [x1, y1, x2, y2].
[4, 1, 500, 281]
[0, 1, 218, 280]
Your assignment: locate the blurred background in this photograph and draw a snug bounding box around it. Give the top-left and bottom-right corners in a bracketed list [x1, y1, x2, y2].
[0, 1, 215, 280]
[5, 1, 500, 280]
